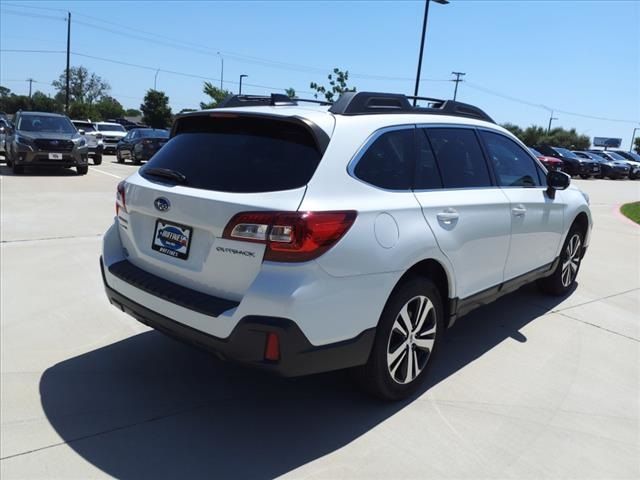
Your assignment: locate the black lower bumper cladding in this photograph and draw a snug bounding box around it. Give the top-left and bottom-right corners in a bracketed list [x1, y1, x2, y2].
[101, 258, 375, 377]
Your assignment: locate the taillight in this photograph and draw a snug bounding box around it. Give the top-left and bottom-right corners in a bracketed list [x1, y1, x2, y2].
[142, 139, 153, 145]
[222, 211, 357, 262]
[116, 181, 127, 215]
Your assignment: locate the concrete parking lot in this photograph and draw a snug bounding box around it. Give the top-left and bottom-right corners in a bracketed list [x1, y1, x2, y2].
[1, 157, 638, 479]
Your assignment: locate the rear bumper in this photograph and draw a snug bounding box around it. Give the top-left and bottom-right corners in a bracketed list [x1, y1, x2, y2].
[101, 257, 375, 377]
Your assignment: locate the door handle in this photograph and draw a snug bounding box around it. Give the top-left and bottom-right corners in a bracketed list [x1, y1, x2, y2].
[437, 209, 459, 224]
[512, 205, 527, 217]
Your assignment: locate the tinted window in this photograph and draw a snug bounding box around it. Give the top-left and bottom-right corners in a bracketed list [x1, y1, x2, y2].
[415, 129, 442, 189]
[481, 131, 541, 187]
[141, 116, 321, 193]
[137, 128, 169, 138]
[552, 147, 579, 159]
[18, 115, 75, 134]
[97, 124, 126, 132]
[354, 128, 414, 190]
[425, 128, 492, 188]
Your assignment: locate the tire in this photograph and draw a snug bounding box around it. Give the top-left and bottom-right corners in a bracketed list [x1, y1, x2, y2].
[93, 154, 102, 165]
[355, 276, 444, 401]
[116, 150, 124, 163]
[597, 174, 605, 179]
[579, 174, 589, 179]
[76, 165, 88, 175]
[132, 151, 141, 165]
[537, 226, 584, 296]
[12, 163, 24, 174]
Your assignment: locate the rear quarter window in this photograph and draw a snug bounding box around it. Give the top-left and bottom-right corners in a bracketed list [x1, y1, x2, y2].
[141, 115, 322, 193]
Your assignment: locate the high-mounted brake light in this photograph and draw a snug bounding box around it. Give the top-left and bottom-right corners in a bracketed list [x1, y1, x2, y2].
[116, 180, 127, 215]
[222, 210, 357, 262]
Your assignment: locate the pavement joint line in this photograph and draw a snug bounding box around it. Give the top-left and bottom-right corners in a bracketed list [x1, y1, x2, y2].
[1, 234, 102, 244]
[556, 311, 639, 342]
[551, 288, 639, 314]
[0, 402, 216, 462]
[89, 168, 123, 179]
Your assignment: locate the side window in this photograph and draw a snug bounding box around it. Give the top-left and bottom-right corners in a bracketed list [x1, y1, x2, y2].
[353, 128, 414, 190]
[425, 128, 492, 188]
[129, 131, 137, 139]
[480, 131, 541, 187]
[415, 129, 443, 189]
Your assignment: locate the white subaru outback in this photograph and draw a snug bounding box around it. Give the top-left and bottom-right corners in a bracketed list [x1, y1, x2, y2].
[101, 92, 592, 400]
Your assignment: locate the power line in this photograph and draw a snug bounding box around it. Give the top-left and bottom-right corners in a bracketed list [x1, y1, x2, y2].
[0, 8, 66, 22]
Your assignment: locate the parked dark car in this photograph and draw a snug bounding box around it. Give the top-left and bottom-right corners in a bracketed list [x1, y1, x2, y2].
[115, 128, 169, 164]
[599, 150, 640, 179]
[573, 151, 628, 179]
[589, 150, 640, 180]
[528, 147, 564, 171]
[0, 117, 10, 154]
[108, 118, 149, 131]
[534, 145, 600, 178]
[5, 111, 89, 175]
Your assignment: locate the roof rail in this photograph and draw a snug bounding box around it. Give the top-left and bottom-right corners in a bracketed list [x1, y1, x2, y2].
[328, 91, 495, 123]
[216, 94, 331, 108]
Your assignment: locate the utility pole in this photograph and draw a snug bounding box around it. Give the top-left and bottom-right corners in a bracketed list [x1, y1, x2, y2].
[154, 69, 160, 90]
[65, 11, 71, 113]
[451, 71, 465, 101]
[547, 111, 558, 134]
[27, 78, 34, 98]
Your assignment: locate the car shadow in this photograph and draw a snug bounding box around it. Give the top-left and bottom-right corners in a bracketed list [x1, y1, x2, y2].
[38, 283, 570, 479]
[0, 164, 79, 177]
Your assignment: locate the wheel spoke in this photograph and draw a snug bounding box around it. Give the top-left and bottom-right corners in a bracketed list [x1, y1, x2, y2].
[414, 337, 434, 351]
[387, 340, 408, 366]
[414, 298, 433, 334]
[405, 347, 414, 382]
[398, 304, 414, 337]
[390, 348, 408, 379]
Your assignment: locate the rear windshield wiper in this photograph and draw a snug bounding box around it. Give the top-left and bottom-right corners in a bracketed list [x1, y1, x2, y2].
[143, 167, 187, 184]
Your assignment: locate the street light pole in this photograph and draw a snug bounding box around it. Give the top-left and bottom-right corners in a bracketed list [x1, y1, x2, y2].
[239, 74, 248, 95]
[217, 52, 224, 90]
[412, 0, 449, 106]
[630, 127, 640, 151]
[154, 69, 160, 90]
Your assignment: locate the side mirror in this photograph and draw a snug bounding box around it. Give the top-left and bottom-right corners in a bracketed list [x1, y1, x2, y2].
[78, 129, 85, 135]
[546, 170, 570, 199]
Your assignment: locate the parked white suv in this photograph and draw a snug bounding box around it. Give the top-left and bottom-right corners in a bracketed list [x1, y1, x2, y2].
[101, 92, 592, 400]
[94, 121, 126, 154]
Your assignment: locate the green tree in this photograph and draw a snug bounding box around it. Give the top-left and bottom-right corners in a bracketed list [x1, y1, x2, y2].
[95, 96, 125, 120]
[52, 66, 110, 105]
[68, 102, 101, 121]
[0, 87, 31, 114]
[310, 68, 356, 102]
[521, 125, 547, 147]
[200, 81, 231, 109]
[141, 89, 173, 128]
[285, 87, 296, 99]
[30, 91, 62, 113]
[125, 108, 141, 117]
[501, 123, 523, 139]
[634, 136, 640, 154]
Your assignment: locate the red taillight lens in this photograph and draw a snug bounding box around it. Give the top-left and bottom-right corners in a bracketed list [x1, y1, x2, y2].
[116, 180, 127, 215]
[222, 210, 357, 262]
[264, 332, 280, 361]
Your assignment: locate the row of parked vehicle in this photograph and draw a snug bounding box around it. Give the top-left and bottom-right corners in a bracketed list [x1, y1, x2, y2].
[529, 145, 640, 180]
[0, 111, 169, 174]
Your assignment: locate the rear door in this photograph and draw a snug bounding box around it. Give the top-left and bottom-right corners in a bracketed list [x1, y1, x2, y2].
[479, 129, 564, 280]
[413, 127, 511, 299]
[117, 114, 330, 302]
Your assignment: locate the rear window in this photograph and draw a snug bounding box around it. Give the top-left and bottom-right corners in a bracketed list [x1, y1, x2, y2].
[141, 115, 322, 193]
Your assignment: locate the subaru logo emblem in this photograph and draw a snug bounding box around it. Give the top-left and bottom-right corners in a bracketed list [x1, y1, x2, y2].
[154, 197, 170, 212]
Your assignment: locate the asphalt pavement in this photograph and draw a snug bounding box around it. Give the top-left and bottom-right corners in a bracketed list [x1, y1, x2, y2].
[1, 156, 638, 479]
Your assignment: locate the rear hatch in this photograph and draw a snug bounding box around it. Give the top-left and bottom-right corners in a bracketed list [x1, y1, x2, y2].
[117, 112, 332, 302]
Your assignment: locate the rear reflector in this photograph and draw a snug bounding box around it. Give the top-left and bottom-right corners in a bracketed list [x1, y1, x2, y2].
[116, 180, 127, 215]
[222, 210, 357, 262]
[264, 332, 280, 361]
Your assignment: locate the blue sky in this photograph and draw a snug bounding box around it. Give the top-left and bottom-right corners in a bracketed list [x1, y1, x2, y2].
[1, 0, 638, 147]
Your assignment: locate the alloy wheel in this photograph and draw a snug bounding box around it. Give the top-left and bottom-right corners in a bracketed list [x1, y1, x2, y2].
[386, 295, 437, 385]
[561, 233, 582, 287]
